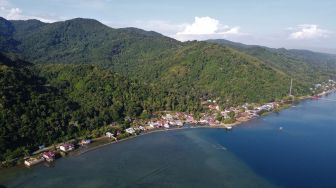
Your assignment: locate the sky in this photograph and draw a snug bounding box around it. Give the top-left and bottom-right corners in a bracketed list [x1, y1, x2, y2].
[1, 0, 335, 53]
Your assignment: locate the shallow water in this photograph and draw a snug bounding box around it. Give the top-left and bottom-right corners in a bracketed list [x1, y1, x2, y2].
[1, 93, 336, 188]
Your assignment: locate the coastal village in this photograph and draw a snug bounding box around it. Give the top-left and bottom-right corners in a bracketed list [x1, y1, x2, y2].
[11, 80, 336, 168]
[21, 99, 281, 167]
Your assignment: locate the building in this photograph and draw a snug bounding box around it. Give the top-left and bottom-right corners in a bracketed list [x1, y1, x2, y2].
[164, 123, 170, 129]
[59, 143, 75, 152]
[80, 139, 92, 146]
[186, 115, 195, 123]
[106, 132, 114, 138]
[24, 157, 44, 167]
[162, 114, 173, 120]
[125, 127, 136, 134]
[208, 104, 220, 111]
[175, 120, 183, 126]
[42, 151, 56, 162]
[148, 121, 158, 128]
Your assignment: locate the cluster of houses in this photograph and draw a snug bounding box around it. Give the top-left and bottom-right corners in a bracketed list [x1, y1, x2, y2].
[311, 80, 336, 96]
[199, 101, 279, 126]
[110, 100, 280, 134]
[115, 100, 281, 134]
[24, 143, 76, 167]
[146, 113, 189, 130]
[23, 99, 282, 168]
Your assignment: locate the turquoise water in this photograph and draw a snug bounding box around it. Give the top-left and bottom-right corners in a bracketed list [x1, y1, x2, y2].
[1, 93, 336, 188]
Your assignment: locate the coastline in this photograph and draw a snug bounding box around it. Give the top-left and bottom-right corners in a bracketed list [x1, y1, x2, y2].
[73, 124, 238, 157]
[2, 91, 336, 188]
[1, 90, 335, 170]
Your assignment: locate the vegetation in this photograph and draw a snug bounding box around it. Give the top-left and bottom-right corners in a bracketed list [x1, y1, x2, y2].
[0, 55, 202, 162]
[207, 39, 336, 86]
[1, 17, 336, 163]
[1, 17, 329, 105]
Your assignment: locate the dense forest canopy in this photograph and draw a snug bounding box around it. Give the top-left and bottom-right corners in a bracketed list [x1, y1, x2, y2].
[0, 55, 203, 161]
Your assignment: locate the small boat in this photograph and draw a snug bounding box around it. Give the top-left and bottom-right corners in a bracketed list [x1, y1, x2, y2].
[279, 127, 283, 131]
[226, 126, 232, 130]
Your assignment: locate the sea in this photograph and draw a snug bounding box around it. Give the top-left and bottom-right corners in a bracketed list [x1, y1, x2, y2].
[1, 93, 336, 188]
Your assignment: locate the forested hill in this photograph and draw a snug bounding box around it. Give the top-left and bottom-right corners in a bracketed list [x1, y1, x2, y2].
[207, 39, 336, 85]
[0, 17, 325, 104]
[115, 41, 308, 105]
[1, 17, 180, 64]
[0, 53, 202, 161]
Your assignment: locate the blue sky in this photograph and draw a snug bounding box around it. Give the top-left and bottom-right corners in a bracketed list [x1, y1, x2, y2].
[1, 0, 335, 53]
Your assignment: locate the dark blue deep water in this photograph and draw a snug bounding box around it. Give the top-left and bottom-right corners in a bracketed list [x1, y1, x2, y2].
[1, 93, 336, 188]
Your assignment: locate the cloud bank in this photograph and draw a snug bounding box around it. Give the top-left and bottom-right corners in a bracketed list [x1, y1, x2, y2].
[174, 16, 245, 41]
[289, 24, 330, 40]
[0, 0, 56, 22]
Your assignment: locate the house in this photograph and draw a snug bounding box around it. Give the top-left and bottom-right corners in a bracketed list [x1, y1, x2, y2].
[106, 132, 114, 138]
[164, 123, 170, 129]
[169, 121, 177, 126]
[125, 127, 135, 134]
[80, 139, 92, 146]
[163, 114, 173, 120]
[24, 157, 44, 167]
[186, 115, 195, 123]
[199, 118, 208, 124]
[175, 120, 183, 126]
[148, 121, 158, 128]
[208, 104, 219, 111]
[42, 151, 56, 162]
[59, 143, 75, 152]
[221, 111, 230, 119]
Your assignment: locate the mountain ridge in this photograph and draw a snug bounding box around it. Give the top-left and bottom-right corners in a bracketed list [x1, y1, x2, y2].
[1, 16, 335, 103]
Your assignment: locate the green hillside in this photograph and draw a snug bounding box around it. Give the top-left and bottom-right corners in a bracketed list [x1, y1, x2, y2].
[0, 17, 316, 104]
[0, 53, 203, 161]
[114, 41, 307, 106]
[207, 39, 336, 85]
[9, 18, 180, 64]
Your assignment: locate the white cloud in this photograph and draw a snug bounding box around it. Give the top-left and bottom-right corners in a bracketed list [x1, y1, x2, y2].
[175, 16, 244, 41]
[0, 0, 57, 22]
[289, 24, 330, 40]
[0, 0, 9, 7]
[177, 16, 220, 35]
[104, 17, 246, 42]
[6, 7, 22, 19]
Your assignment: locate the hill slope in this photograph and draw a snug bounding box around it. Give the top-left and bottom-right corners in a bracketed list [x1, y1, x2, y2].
[1, 17, 336, 104]
[115, 41, 307, 105]
[0, 53, 202, 161]
[8, 18, 180, 65]
[207, 39, 336, 85]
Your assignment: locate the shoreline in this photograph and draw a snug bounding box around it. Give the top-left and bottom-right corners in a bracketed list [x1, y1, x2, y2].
[73, 124, 238, 157]
[1, 90, 335, 170]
